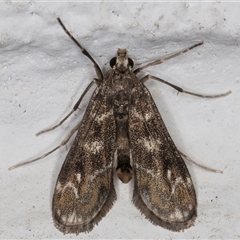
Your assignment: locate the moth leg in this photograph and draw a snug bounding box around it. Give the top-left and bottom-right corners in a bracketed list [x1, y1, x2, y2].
[36, 80, 94, 136]
[140, 74, 231, 98]
[57, 18, 103, 81]
[9, 122, 81, 170]
[179, 150, 223, 173]
[134, 42, 203, 74]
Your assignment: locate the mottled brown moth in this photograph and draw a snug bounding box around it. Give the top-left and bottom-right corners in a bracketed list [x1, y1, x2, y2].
[10, 18, 231, 234]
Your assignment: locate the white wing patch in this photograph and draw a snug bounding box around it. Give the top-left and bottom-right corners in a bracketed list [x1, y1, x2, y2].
[144, 112, 153, 121]
[169, 177, 184, 197]
[58, 210, 84, 225]
[131, 108, 144, 121]
[56, 182, 63, 192]
[67, 210, 81, 224]
[169, 207, 193, 221]
[137, 137, 161, 152]
[169, 208, 183, 220]
[76, 173, 81, 183]
[62, 182, 79, 199]
[84, 141, 103, 154]
[167, 170, 171, 181]
[89, 162, 113, 182]
[135, 162, 162, 178]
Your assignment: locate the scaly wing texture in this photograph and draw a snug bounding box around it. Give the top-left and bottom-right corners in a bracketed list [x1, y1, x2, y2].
[129, 80, 197, 231]
[52, 83, 117, 234]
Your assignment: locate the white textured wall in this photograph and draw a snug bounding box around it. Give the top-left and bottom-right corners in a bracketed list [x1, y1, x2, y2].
[1, 2, 239, 238]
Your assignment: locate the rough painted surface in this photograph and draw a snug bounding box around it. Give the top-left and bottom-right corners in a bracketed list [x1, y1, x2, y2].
[1, 2, 239, 239]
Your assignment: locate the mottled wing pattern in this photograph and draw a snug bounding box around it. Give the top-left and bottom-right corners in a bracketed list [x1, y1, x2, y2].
[129, 79, 197, 231]
[52, 82, 117, 234]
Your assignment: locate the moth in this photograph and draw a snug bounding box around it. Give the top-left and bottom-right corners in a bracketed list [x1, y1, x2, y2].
[9, 18, 231, 235]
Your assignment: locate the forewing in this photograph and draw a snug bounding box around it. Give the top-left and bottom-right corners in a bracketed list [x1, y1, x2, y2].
[52, 84, 116, 234]
[129, 80, 197, 231]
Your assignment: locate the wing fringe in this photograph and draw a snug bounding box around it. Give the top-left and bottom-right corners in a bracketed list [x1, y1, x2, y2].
[132, 187, 197, 232]
[53, 188, 117, 234]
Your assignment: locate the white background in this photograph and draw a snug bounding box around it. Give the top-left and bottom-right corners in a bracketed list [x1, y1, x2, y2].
[1, 1, 240, 239]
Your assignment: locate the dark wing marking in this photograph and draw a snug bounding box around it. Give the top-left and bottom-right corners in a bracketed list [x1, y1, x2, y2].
[129, 78, 197, 231]
[52, 82, 117, 234]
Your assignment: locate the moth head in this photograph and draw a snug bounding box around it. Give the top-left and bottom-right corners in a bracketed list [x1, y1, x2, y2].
[110, 48, 134, 72]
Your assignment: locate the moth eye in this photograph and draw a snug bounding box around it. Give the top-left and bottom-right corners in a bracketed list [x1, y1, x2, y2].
[128, 58, 134, 68]
[110, 57, 117, 68]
